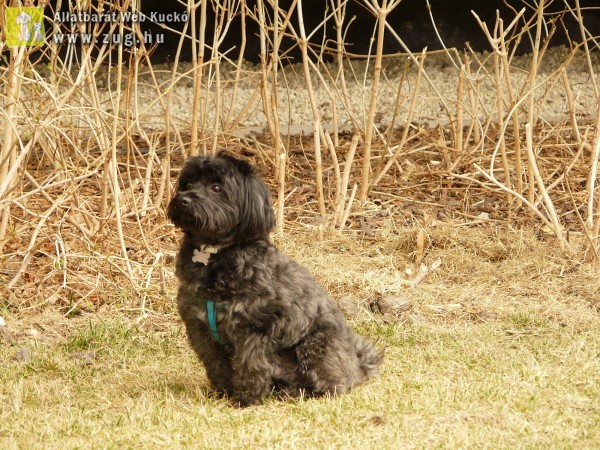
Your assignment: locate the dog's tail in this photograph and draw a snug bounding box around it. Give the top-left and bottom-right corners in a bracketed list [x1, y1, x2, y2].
[354, 334, 384, 379]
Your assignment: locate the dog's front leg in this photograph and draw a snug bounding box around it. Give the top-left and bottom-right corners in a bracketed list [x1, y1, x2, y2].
[182, 318, 234, 395]
[230, 332, 275, 406]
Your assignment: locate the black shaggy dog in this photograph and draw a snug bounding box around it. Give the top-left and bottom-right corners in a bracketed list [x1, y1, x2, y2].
[167, 153, 383, 406]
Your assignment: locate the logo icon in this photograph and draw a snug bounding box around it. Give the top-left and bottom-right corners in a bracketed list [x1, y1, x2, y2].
[5, 7, 45, 46]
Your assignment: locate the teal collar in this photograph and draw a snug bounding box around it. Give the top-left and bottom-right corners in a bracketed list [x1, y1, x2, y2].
[206, 300, 221, 343]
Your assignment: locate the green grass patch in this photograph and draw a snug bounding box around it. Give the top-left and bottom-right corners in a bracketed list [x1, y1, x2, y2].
[1, 312, 599, 449]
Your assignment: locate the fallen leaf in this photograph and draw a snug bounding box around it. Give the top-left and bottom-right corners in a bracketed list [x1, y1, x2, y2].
[368, 415, 386, 426]
[27, 328, 40, 338]
[14, 347, 32, 363]
[70, 350, 97, 365]
[376, 295, 413, 317]
[337, 297, 365, 317]
[0, 328, 16, 344]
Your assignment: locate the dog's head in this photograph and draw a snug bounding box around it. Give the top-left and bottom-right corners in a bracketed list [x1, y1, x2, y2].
[167, 153, 275, 244]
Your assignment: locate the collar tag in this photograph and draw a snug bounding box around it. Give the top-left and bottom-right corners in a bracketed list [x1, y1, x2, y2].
[192, 245, 219, 265]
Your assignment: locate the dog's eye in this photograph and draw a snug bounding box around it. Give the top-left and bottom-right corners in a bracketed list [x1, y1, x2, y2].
[210, 184, 222, 193]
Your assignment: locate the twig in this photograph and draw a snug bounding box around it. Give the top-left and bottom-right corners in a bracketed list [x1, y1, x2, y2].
[335, 135, 359, 227]
[339, 183, 358, 232]
[358, 0, 403, 200]
[411, 258, 441, 288]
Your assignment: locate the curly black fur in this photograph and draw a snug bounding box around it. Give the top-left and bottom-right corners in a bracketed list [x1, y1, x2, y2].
[168, 152, 383, 406]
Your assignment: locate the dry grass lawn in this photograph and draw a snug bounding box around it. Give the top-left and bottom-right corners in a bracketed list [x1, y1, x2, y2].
[1, 225, 600, 449]
[2, 1, 600, 447]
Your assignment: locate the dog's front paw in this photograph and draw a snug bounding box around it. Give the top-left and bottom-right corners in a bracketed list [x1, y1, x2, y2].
[210, 382, 234, 398]
[232, 375, 271, 406]
[233, 393, 263, 407]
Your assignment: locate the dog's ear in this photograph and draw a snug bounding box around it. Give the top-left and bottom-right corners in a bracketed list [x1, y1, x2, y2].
[236, 165, 275, 241]
[216, 152, 254, 176]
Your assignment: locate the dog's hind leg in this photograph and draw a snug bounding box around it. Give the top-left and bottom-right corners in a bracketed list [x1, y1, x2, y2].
[294, 323, 369, 396]
[353, 333, 384, 379]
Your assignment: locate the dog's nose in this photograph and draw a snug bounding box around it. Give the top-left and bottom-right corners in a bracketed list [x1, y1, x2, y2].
[179, 195, 192, 206]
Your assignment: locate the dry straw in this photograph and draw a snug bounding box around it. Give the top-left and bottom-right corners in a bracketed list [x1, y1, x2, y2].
[0, 0, 599, 309]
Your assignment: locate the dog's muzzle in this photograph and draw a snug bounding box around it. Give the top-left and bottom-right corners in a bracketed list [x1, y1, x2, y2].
[175, 193, 193, 206]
